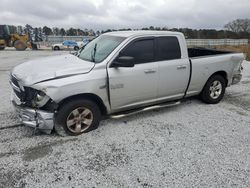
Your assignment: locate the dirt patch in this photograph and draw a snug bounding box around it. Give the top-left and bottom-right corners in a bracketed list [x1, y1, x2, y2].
[215, 45, 250, 61]
[22, 138, 78, 162]
[23, 145, 53, 162]
[223, 93, 250, 111]
[85, 143, 131, 172]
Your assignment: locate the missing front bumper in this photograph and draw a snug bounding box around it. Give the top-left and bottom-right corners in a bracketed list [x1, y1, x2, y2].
[12, 101, 54, 133]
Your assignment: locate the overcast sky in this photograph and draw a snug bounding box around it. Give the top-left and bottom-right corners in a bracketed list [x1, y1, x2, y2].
[0, 0, 250, 30]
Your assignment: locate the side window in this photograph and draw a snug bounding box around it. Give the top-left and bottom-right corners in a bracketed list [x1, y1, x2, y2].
[121, 39, 154, 64]
[157, 37, 181, 61]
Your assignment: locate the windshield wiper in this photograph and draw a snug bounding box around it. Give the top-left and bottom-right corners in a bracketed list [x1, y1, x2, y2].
[91, 43, 97, 63]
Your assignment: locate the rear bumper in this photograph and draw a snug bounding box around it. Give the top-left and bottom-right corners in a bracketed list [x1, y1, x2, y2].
[12, 101, 54, 133]
[232, 74, 242, 85]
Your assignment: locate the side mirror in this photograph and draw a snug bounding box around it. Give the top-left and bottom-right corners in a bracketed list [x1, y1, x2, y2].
[112, 56, 135, 68]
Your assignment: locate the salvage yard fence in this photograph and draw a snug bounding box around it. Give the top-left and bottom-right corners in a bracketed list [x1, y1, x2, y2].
[186, 39, 249, 47]
[39, 36, 250, 47]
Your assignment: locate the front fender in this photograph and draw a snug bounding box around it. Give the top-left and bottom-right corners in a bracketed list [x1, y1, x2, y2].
[31, 69, 110, 111]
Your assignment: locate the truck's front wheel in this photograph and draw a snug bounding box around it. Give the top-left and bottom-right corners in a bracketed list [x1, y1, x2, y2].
[55, 99, 101, 136]
[200, 75, 226, 104]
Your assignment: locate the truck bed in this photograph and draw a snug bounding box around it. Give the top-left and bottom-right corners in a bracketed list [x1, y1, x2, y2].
[188, 47, 233, 58]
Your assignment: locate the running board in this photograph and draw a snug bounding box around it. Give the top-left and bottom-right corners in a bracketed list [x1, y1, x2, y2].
[110, 101, 181, 119]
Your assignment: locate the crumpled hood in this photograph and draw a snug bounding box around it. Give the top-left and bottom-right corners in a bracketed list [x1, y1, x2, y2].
[12, 54, 95, 86]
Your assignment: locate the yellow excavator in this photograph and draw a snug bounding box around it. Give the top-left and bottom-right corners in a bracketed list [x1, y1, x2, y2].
[0, 25, 37, 51]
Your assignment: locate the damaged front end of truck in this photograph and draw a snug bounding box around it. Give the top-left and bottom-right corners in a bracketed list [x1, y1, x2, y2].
[9, 54, 96, 134]
[10, 73, 58, 134]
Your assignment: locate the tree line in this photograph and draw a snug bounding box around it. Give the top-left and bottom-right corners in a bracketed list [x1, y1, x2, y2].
[9, 18, 250, 39]
[42, 26, 96, 36]
[42, 18, 250, 39]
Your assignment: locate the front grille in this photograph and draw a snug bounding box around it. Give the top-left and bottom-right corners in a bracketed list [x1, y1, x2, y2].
[14, 88, 23, 100]
[10, 75, 19, 87]
[10, 74, 25, 102]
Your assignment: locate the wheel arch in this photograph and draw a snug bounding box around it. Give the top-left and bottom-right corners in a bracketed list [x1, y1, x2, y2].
[209, 71, 228, 86]
[202, 71, 228, 90]
[57, 93, 107, 116]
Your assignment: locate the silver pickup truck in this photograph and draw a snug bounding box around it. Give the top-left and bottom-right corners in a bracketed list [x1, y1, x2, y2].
[10, 31, 244, 136]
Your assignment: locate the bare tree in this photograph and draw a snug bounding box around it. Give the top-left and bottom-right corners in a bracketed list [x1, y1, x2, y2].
[224, 19, 250, 33]
[239, 19, 250, 32]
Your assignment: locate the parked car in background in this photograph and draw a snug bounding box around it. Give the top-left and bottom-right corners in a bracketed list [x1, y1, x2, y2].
[52, 40, 83, 51]
[82, 38, 91, 46]
[10, 31, 244, 136]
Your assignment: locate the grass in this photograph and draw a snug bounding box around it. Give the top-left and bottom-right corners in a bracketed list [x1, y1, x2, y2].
[215, 45, 250, 61]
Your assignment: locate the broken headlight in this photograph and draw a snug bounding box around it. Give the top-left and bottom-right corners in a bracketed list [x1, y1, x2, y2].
[24, 87, 50, 107]
[33, 90, 50, 107]
[35, 91, 46, 102]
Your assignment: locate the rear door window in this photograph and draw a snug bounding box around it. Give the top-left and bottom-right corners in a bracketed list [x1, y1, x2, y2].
[156, 37, 181, 61]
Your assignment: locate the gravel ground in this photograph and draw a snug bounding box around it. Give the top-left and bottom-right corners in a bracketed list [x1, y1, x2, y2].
[0, 50, 250, 188]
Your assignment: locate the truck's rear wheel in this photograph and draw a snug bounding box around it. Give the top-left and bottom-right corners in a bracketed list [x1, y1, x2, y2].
[0, 46, 5, 50]
[55, 99, 101, 136]
[200, 75, 226, 104]
[14, 40, 27, 51]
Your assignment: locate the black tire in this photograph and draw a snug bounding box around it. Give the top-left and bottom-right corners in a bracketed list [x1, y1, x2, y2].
[53, 46, 60, 50]
[0, 46, 5, 50]
[14, 40, 27, 51]
[74, 46, 79, 51]
[54, 99, 101, 136]
[200, 75, 226, 104]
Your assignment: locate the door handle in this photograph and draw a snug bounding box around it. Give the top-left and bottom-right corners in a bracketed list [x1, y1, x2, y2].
[144, 69, 156, 74]
[177, 65, 187, 70]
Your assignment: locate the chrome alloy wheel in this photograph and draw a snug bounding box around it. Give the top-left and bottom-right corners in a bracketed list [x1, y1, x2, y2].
[66, 107, 93, 133]
[209, 80, 222, 99]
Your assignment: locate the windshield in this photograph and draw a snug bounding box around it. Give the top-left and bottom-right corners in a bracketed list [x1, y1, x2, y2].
[78, 35, 125, 63]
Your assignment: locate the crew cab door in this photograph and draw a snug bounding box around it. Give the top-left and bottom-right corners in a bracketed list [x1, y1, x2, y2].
[108, 38, 158, 110]
[156, 36, 190, 100]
